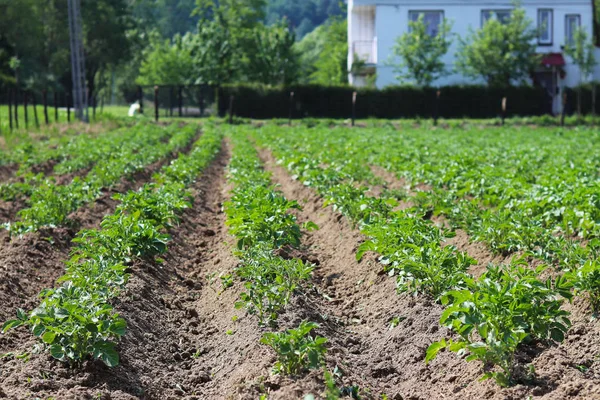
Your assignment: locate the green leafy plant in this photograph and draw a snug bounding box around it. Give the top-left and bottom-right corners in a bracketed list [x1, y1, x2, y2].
[260, 321, 327, 375]
[565, 259, 600, 312]
[426, 259, 572, 386]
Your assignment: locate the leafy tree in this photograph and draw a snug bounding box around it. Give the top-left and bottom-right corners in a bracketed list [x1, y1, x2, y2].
[390, 15, 452, 87]
[310, 18, 348, 85]
[266, 0, 344, 38]
[244, 22, 299, 85]
[131, 0, 199, 39]
[456, 6, 539, 87]
[137, 33, 196, 85]
[294, 24, 329, 83]
[564, 26, 597, 116]
[191, 0, 267, 86]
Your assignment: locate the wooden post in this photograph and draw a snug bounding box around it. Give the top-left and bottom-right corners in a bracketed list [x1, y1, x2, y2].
[433, 90, 441, 126]
[43, 90, 49, 125]
[198, 86, 204, 117]
[67, 93, 71, 122]
[8, 89, 13, 131]
[592, 84, 596, 125]
[138, 86, 144, 114]
[14, 89, 19, 129]
[289, 91, 294, 126]
[351, 91, 357, 127]
[93, 95, 96, 120]
[561, 92, 567, 126]
[501, 97, 507, 126]
[178, 86, 183, 117]
[23, 91, 29, 129]
[154, 86, 159, 122]
[169, 87, 174, 117]
[54, 92, 59, 122]
[228, 95, 234, 124]
[32, 92, 40, 129]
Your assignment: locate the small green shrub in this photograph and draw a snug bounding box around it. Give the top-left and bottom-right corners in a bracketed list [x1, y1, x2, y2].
[261, 321, 327, 375]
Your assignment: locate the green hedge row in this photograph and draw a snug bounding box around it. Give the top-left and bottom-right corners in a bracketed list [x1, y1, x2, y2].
[218, 84, 551, 119]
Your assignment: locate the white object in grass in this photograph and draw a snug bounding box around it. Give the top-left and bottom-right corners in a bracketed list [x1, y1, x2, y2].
[128, 102, 141, 117]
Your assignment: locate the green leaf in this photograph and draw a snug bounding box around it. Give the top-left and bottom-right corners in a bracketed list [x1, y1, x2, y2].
[425, 339, 446, 363]
[42, 331, 56, 344]
[49, 344, 65, 360]
[2, 319, 24, 333]
[93, 341, 120, 367]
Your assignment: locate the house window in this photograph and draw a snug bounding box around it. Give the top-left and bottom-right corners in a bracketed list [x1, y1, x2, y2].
[537, 9, 553, 45]
[408, 11, 444, 37]
[565, 14, 581, 45]
[481, 10, 511, 27]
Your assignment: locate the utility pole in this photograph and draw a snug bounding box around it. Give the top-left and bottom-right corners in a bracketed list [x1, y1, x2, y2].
[68, 0, 89, 122]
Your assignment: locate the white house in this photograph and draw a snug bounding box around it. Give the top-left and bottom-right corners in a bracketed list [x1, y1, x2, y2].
[348, 0, 600, 113]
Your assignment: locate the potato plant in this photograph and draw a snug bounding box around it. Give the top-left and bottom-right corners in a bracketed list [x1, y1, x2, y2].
[224, 129, 315, 325]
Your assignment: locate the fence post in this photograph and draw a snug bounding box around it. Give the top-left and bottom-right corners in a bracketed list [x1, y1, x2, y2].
[561, 92, 567, 127]
[592, 84, 596, 125]
[433, 90, 441, 126]
[23, 91, 29, 129]
[14, 89, 19, 129]
[8, 89, 13, 131]
[228, 95, 234, 124]
[289, 91, 294, 126]
[154, 86, 159, 122]
[54, 92, 59, 122]
[198, 86, 204, 117]
[43, 90, 49, 125]
[178, 86, 183, 117]
[67, 93, 71, 122]
[352, 91, 357, 127]
[501, 97, 507, 126]
[138, 86, 144, 114]
[32, 92, 40, 129]
[169, 87, 173, 117]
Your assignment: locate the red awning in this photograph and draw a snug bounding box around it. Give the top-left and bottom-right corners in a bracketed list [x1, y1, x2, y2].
[540, 53, 565, 66]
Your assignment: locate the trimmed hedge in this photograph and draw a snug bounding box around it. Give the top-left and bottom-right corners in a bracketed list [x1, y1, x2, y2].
[218, 84, 549, 119]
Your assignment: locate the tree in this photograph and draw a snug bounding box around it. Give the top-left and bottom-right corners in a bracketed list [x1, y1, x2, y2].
[389, 15, 452, 87]
[191, 0, 267, 86]
[266, 0, 344, 38]
[564, 27, 597, 116]
[310, 18, 348, 85]
[456, 6, 539, 87]
[137, 33, 196, 85]
[244, 22, 299, 85]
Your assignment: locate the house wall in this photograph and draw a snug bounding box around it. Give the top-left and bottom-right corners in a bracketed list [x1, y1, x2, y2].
[349, 0, 598, 90]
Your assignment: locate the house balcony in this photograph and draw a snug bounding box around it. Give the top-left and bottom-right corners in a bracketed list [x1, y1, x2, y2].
[352, 39, 377, 65]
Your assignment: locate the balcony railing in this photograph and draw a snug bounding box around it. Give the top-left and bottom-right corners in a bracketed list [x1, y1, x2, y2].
[352, 39, 377, 65]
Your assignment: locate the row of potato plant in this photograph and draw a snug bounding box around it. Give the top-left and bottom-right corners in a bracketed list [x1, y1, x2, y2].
[1, 124, 223, 367]
[0, 123, 139, 202]
[255, 124, 576, 386]
[0, 118, 125, 170]
[224, 128, 329, 390]
[224, 128, 316, 325]
[6, 122, 197, 234]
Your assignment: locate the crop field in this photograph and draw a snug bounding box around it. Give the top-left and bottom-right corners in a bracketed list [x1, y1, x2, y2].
[0, 119, 599, 399]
